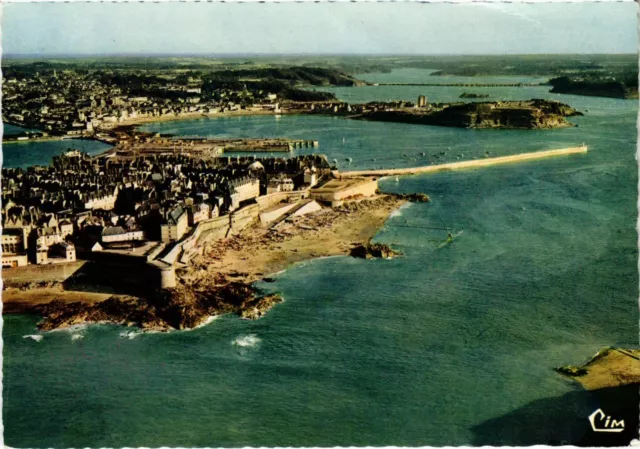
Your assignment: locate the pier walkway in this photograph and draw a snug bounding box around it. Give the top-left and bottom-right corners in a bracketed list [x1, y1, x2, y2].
[338, 146, 588, 178]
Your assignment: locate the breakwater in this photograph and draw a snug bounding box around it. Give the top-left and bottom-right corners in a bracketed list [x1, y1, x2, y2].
[338, 146, 588, 177]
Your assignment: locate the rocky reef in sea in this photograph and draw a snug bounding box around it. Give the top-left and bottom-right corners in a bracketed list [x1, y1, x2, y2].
[350, 243, 402, 259]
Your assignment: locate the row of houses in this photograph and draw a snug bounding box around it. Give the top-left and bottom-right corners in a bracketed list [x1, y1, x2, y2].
[2, 151, 330, 268]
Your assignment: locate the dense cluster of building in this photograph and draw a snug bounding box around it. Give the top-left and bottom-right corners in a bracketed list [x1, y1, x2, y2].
[2, 69, 283, 136]
[298, 99, 421, 115]
[1, 150, 330, 268]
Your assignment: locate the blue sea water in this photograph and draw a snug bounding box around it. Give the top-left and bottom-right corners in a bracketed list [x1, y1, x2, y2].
[3, 69, 638, 447]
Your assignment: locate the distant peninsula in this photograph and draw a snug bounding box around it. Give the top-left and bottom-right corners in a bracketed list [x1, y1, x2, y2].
[345, 99, 582, 129]
[549, 76, 639, 100]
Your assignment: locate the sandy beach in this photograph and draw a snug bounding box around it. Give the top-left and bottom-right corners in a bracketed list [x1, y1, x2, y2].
[182, 195, 406, 287]
[110, 107, 304, 129]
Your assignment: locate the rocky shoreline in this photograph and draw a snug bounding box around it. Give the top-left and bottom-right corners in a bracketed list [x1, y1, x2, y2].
[7, 194, 416, 332]
[32, 280, 285, 332]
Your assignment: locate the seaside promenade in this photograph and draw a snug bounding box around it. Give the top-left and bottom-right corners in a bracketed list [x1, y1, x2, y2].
[337, 145, 588, 178]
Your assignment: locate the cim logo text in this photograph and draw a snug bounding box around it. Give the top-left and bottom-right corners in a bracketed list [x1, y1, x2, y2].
[589, 409, 625, 433]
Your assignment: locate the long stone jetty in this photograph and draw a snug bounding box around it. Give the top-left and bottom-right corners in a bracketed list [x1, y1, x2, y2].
[338, 146, 588, 178]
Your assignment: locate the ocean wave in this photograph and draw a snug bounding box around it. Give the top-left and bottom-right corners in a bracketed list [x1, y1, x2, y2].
[48, 324, 89, 334]
[119, 330, 142, 340]
[47, 324, 89, 342]
[119, 328, 163, 339]
[232, 334, 261, 348]
[23, 334, 43, 342]
[184, 315, 219, 331]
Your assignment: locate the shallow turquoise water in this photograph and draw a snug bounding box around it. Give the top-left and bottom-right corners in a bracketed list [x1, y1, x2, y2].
[3, 70, 638, 447]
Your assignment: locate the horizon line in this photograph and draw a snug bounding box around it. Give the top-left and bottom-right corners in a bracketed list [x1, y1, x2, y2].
[3, 52, 637, 59]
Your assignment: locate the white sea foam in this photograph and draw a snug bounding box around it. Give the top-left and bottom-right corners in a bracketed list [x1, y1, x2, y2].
[390, 201, 414, 218]
[232, 334, 261, 348]
[119, 328, 163, 339]
[119, 330, 142, 340]
[198, 315, 219, 327]
[23, 334, 43, 342]
[184, 315, 219, 331]
[47, 324, 89, 341]
[49, 324, 89, 334]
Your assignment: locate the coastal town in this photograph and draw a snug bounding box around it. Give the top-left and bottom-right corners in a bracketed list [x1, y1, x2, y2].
[2, 65, 352, 138]
[2, 63, 588, 322]
[3, 3, 638, 447]
[1, 149, 348, 271]
[2, 139, 422, 330]
[3, 64, 584, 142]
[1, 60, 633, 399]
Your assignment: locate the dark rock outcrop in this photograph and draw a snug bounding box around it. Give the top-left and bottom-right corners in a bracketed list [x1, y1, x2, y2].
[239, 294, 283, 320]
[555, 365, 588, 377]
[34, 282, 283, 332]
[394, 193, 431, 203]
[350, 243, 401, 259]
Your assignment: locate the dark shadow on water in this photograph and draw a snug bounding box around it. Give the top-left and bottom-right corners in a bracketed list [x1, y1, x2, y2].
[471, 384, 639, 446]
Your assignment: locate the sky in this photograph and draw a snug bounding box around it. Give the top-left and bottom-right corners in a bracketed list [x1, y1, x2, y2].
[2, 2, 637, 56]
